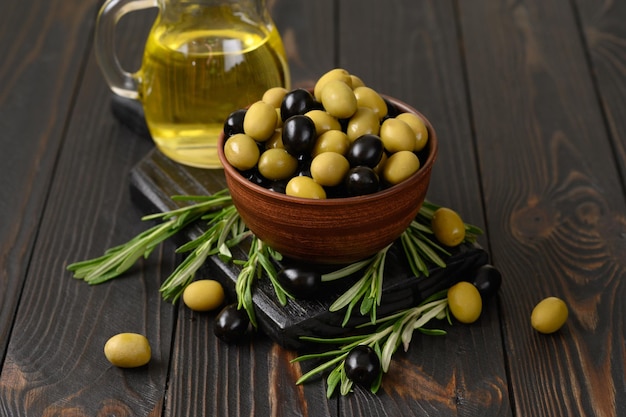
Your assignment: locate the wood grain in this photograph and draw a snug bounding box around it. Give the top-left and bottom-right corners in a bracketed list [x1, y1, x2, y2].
[0, 2, 175, 416]
[163, 1, 340, 416]
[1, 0, 624, 415]
[575, 0, 626, 185]
[0, 0, 99, 366]
[458, 0, 626, 415]
[337, 1, 510, 415]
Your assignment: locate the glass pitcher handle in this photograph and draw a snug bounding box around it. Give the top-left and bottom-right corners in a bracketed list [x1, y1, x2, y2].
[94, 0, 157, 100]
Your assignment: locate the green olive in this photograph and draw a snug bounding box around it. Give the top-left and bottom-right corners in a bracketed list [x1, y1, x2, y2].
[183, 280, 225, 312]
[382, 150, 420, 185]
[531, 297, 568, 334]
[314, 68, 352, 101]
[379, 118, 416, 153]
[286, 176, 327, 199]
[243, 101, 277, 141]
[265, 129, 284, 149]
[258, 148, 297, 180]
[396, 112, 428, 151]
[224, 134, 260, 170]
[346, 107, 380, 142]
[350, 74, 365, 89]
[274, 107, 283, 129]
[353, 86, 387, 119]
[104, 333, 151, 368]
[447, 282, 482, 324]
[320, 80, 358, 119]
[305, 109, 341, 136]
[310, 152, 350, 187]
[431, 207, 466, 247]
[262, 87, 288, 108]
[312, 130, 350, 157]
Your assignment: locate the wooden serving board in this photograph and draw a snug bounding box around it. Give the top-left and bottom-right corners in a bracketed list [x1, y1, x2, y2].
[128, 149, 489, 349]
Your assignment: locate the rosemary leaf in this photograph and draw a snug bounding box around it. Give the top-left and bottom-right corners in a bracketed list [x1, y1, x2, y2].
[326, 366, 342, 398]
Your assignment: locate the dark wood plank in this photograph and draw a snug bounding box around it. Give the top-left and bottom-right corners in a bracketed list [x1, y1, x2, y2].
[575, 0, 626, 188]
[337, 1, 511, 415]
[0, 4, 177, 416]
[0, 0, 100, 365]
[162, 1, 339, 416]
[458, 0, 626, 416]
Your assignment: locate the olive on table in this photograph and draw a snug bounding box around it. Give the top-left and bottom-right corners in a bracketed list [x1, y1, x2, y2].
[382, 150, 420, 185]
[310, 152, 350, 187]
[104, 333, 151, 368]
[243, 101, 277, 142]
[531, 297, 568, 334]
[472, 264, 502, 300]
[344, 166, 379, 196]
[344, 345, 381, 388]
[276, 267, 322, 299]
[282, 115, 317, 157]
[447, 281, 482, 324]
[224, 134, 260, 171]
[214, 304, 250, 344]
[223, 109, 246, 138]
[346, 134, 384, 168]
[431, 207, 466, 247]
[182, 279, 225, 312]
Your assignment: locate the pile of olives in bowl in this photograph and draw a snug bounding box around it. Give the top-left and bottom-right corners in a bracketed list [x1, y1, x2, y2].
[217, 69, 438, 264]
[221, 68, 430, 199]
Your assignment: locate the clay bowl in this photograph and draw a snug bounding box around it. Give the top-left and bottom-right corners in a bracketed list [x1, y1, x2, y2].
[218, 95, 438, 264]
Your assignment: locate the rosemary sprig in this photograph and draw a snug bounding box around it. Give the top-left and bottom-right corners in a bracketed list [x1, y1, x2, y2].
[323, 246, 391, 326]
[292, 290, 450, 397]
[160, 204, 249, 301]
[67, 190, 236, 294]
[322, 201, 483, 326]
[234, 236, 288, 327]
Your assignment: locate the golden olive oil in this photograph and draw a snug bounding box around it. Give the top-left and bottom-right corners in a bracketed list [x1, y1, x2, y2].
[140, 16, 289, 168]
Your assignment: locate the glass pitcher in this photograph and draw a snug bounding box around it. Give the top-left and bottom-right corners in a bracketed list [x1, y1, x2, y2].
[95, 0, 290, 168]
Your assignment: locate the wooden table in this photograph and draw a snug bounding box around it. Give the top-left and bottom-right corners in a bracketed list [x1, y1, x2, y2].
[1, 0, 625, 415]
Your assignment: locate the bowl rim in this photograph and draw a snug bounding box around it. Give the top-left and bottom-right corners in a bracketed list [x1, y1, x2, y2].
[217, 94, 438, 206]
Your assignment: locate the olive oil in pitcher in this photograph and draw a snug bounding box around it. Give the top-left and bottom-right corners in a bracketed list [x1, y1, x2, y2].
[94, 0, 290, 169]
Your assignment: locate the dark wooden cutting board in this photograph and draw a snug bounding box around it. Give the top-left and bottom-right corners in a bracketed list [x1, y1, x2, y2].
[128, 148, 489, 349]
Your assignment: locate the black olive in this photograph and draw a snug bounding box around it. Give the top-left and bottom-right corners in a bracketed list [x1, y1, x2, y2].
[472, 264, 502, 300]
[268, 179, 288, 193]
[280, 88, 317, 120]
[344, 166, 379, 196]
[382, 98, 399, 118]
[344, 345, 381, 388]
[214, 304, 250, 344]
[277, 267, 322, 299]
[282, 115, 317, 157]
[346, 134, 384, 168]
[241, 168, 269, 187]
[295, 156, 312, 178]
[223, 109, 247, 138]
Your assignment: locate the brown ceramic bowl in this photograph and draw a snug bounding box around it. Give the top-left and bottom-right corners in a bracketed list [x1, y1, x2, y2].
[218, 95, 438, 264]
